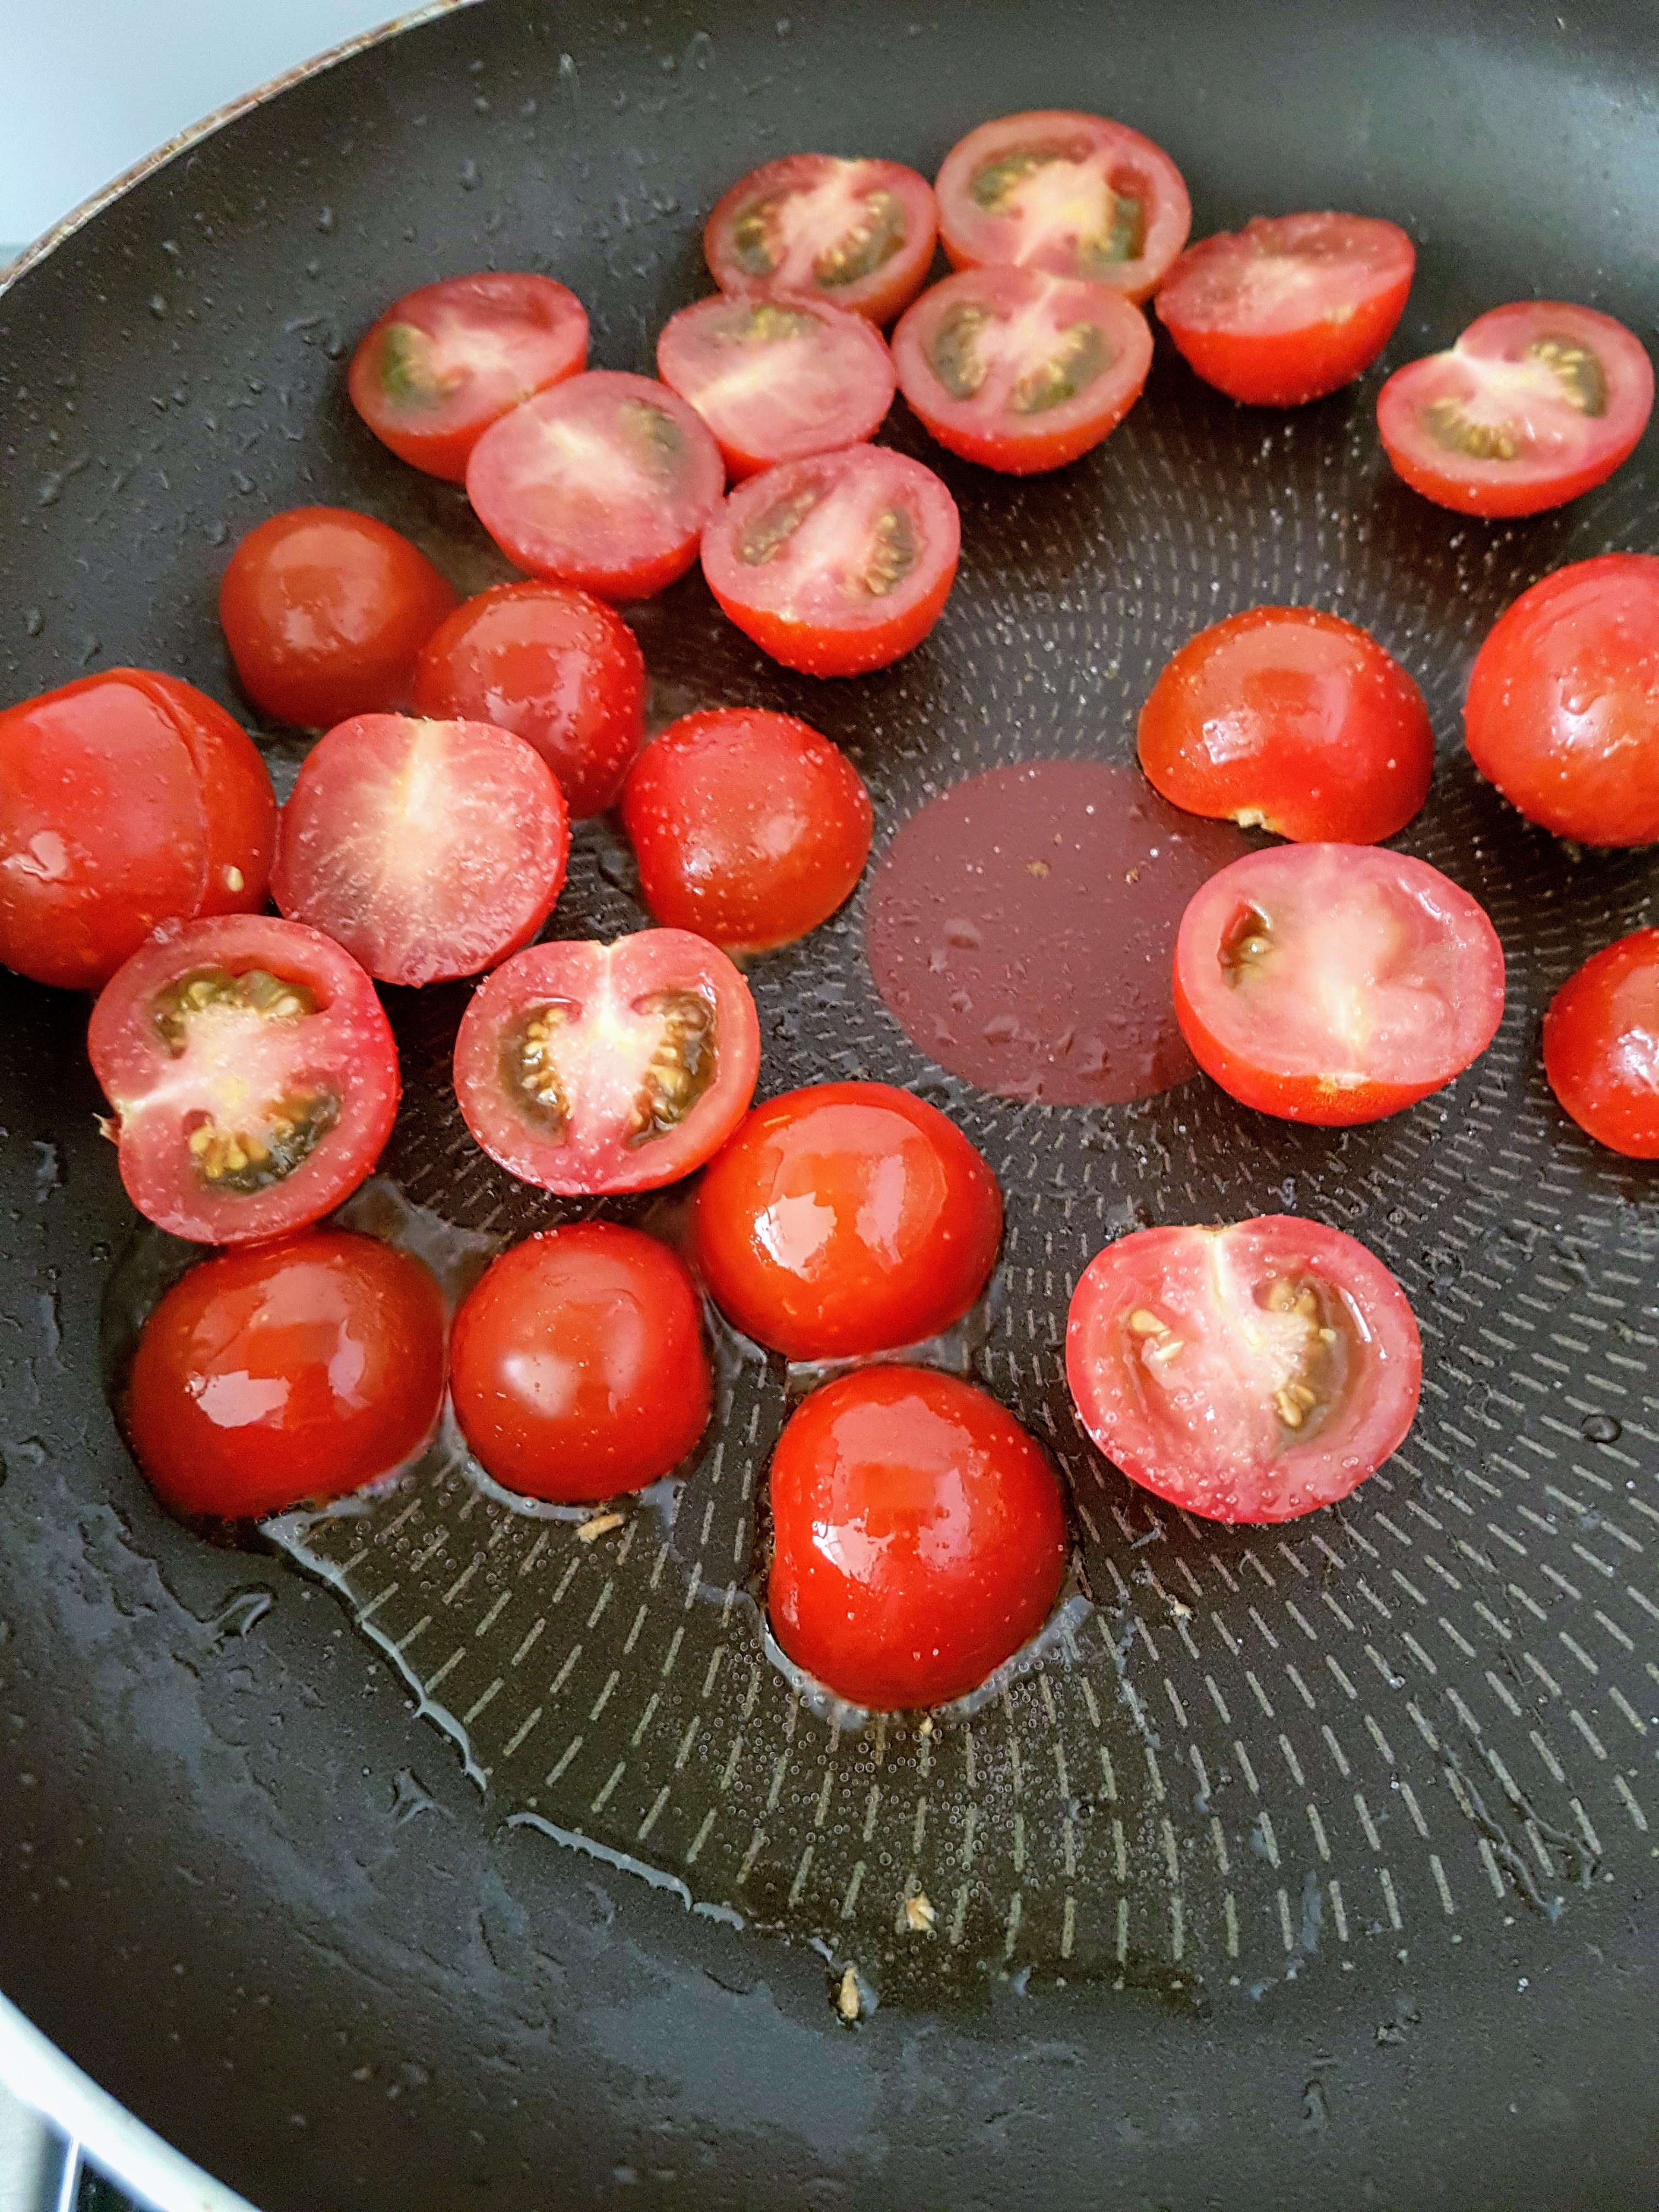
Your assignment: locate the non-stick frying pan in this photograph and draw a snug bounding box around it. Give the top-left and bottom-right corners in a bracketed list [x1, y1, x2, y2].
[3, 2, 1658, 2206]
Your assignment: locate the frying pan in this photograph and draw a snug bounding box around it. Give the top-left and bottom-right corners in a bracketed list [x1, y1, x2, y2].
[3, 2, 1658, 2207]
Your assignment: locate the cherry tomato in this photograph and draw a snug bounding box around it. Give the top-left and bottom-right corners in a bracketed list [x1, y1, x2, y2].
[701, 443, 960, 678]
[656, 293, 895, 478]
[1137, 606, 1434, 843]
[466, 369, 725, 601]
[88, 914, 400, 1245]
[453, 928, 760, 1195]
[703, 153, 938, 327]
[1542, 929, 1659, 1158]
[620, 709, 872, 954]
[1154, 213, 1415, 407]
[0, 669, 275, 992]
[1066, 1217, 1422, 1524]
[410, 582, 646, 819]
[348, 272, 588, 483]
[934, 109, 1190, 302]
[125, 1232, 446, 1521]
[1173, 843, 1505, 1125]
[1376, 301, 1654, 518]
[690, 1082, 1002, 1360]
[271, 713, 569, 989]
[1463, 553, 1659, 847]
[891, 266, 1152, 474]
[450, 1224, 711, 1503]
[767, 1365, 1068, 1709]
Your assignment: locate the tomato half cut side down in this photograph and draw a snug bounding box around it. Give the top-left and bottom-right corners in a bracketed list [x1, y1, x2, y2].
[87, 913, 400, 1245]
[701, 443, 960, 677]
[703, 153, 938, 326]
[1173, 843, 1506, 1124]
[891, 266, 1152, 473]
[1155, 213, 1415, 407]
[348, 272, 589, 483]
[1376, 301, 1654, 518]
[1543, 930, 1659, 1158]
[1066, 1218, 1422, 1524]
[453, 929, 759, 1195]
[656, 293, 896, 478]
[1137, 606, 1434, 843]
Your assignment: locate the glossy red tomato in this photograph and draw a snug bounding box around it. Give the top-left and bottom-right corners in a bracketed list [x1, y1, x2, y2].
[466, 369, 726, 600]
[1376, 301, 1654, 517]
[218, 506, 456, 729]
[656, 292, 896, 479]
[701, 443, 960, 677]
[934, 109, 1190, 302]
[453, 928, 760, 1195]
[768, 1365, 1068, 1709]
[348, 272, 588, 482]
[272, 713, 568, 988]
[0, 669, 275, 991]
[450, 1224, 711, 1503]
[891, 266, 1152, 473]
[1137, 606, 1435, 843]
[410, 581, 646, 818]
[703, 153, 938, 326]
[88, 914, 400, 1245]
[1542, 929, 1659, 1157]
[1066, 1218, 1422, 1524]
[1173, 844, 1506, 1124]
[125, 1232, 446, 1521]
[1155, 213, 1415, 406]
[1463, 554, 1659, 846]
[690, 1082, 1002, 1360]
[620, 709, 872, 954]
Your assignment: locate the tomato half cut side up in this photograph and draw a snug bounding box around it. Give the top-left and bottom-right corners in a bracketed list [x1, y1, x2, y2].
[703, 153, 938, 326]
[656, 293, 896, 478]
[701, 443, 960, 678]
[87, 913, 400, 1245]
[1542, 929, 1659, 1159]
[1172, 843, 1506, 1125]
[453, 929, 760, 1195]
[1376, 300, 1655, 517]
[1066, 1218, 1423, 1524]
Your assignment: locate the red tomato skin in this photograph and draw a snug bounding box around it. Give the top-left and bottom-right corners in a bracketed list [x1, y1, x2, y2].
[1463, 554, 1659, 847]
[768, 1365, 1068, 1710]
[690, 1082, 1003, 1361]
[620, 709, 872, 953]
[125, 1232, 446, 1521]
[450, 1224, 712, 1503]
[1137, 606, 1434, 842]
[410, 582, 646, 818]
[703, 154, 939, 327]
[655, 292, 896, 478]
[1542, 930, 1659, 1157]
[219, 506, 456, 729]
[0, 669, 275, 991]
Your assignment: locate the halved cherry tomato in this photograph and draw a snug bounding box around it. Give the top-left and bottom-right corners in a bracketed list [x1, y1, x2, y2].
[1173, 844, 1505, 1125]
[1155, 213, 1415, 407]
[348, 272, 588, 483]
[218, 506, 456, 729]
[1137, 606, 1434, 843]
[1543, 930, 1659, 1158]
[125, 1232, 446, 1521]
[0, 669, 275, 992]
[701, 443, 960, 677]
[1376, 301, 1654, 517]
[450, 1224, 711, 1503]
[272, 713, 569, 988]
[87, 913, 400, 1245]
[891, 266, 1152, 473]
[1463, 553, 1659, 846]
[768, 1365, 1069, 1710]
[1066, 1217, 1421, 1524]
[453, 928, 759, 1195]
[620, 709, 872, 954]
[690, 1082, 1002, 1360]
[656, 293, 895, 478]
[703, 153, 938, 327]
[934, 109, 1190, 302]
[466, 370, 725, 600]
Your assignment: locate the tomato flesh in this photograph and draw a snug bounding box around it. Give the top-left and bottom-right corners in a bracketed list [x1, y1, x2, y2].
[656, 292, 895, 479]
[1543, 929, 1659, 1158]
[703, 153, 938, 326]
